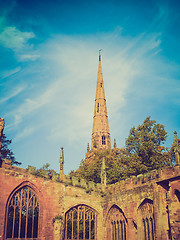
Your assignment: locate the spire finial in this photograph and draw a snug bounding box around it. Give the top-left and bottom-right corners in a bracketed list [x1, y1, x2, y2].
[99, 49, 102, 61]
[174, 131, 177, 140]
[173, 131, 180, 165]
[87, 143, 90, 153]
[114, 139, 117, 148]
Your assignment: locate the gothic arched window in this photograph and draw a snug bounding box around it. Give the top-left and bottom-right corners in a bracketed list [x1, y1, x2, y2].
[138, 199, 155, 240]
[102, 135, 106, 145]
[106, 205, 127, 240]
[65, 205, 97, 240]
[175, 189, 180, 202]
[5, 186, 39, 239]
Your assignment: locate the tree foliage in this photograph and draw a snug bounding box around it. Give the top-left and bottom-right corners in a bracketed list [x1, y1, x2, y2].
[0, 133, 21, 165]
[124, 116, 172, 174]
[70, 117, 173, 184]
[70, 149, 126, 184]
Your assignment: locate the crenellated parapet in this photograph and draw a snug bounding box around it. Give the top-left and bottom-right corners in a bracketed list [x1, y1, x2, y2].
[105, 165, 180, 195]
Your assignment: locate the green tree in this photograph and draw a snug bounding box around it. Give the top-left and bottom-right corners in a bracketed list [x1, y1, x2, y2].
[125, 116, 172, 174]
[70, 149, 127, 184]
[70, 117, 173, 184]
[0, 133, 21, 165]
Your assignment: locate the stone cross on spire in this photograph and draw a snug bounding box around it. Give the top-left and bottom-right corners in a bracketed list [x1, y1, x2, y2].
[91, 51, 111, 150]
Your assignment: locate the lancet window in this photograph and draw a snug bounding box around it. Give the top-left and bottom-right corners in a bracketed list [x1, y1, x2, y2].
[106, 205, 127, 240]
[5, 186, 39, 239]
[97, 103, 99, 113]
[102, 135, 106, 145]
[65, 205, 97, 240]
[139, 199, 155, 240]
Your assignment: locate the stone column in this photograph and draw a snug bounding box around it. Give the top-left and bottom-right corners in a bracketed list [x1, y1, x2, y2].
[59, 147, 64, 181]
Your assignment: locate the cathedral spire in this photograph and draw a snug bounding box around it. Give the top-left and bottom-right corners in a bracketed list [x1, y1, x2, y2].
[91, 52, 111, 150]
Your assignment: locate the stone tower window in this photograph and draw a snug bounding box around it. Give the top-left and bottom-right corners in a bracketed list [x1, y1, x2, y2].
[5, 186, 39, 239]
[65, 204, 97, 240]
[100, 83, 102, 87]
[102, 135, 106, 145]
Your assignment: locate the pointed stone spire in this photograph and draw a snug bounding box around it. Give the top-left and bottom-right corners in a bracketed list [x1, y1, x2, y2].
[0, 118, 4, 158]
[114, 139, 117, 149]
[101, 157, 106, 188]
[87, 143, 90, 153]
[59, 147, 64, 181]
[173, 131, 180, 165]
[91, 51, 111, 150]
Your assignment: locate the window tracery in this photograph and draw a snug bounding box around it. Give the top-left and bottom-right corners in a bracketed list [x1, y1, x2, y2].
[5, 186, 39, 239]
[102, 135, 106, 145]
[65, 205, 97, 240]
[106, 205, 127, 240]
[139, 199, 155, 240]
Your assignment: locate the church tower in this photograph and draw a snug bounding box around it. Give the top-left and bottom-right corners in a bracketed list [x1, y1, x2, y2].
[91, 51, 111, 150]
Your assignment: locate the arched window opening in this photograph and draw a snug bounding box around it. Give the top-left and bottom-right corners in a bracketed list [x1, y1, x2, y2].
[65, 205, 97, 240]
[5, 186, 39, 239]
[106, 205, 127, 240]
[175, 189, 180, 202]
[102, 135, 106, 145]
[139, 199, 155, 240]
[97, 103, 99, 113]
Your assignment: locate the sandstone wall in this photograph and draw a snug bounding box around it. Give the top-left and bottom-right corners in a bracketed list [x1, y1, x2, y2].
[0, 160, 179, 240]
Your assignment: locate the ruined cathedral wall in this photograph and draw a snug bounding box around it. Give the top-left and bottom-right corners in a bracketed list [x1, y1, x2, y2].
[103, 165, 180, 240]
[0, 162, 104, 240]
[63, 185, 104, 240]
[0, 164, 64, 240]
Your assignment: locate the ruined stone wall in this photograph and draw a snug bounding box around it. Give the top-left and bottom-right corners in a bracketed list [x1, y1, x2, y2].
[0, 162, 103, 240]
[0, 163, 64, 240]
[103, 166, 180, 240]
[0, 159, 179, 240]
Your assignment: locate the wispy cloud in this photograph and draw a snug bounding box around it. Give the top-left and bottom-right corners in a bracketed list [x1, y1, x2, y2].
[0, 21, 38, 62]
[2, 29, 179, 172]
[0, 84, 25, 104]
[0, 66, 21, 79]
[14, 126, 36, 142]
[0, 26, 35, 50]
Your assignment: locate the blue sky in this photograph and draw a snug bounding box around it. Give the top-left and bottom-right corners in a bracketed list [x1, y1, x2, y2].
[0, 0, 180, 174]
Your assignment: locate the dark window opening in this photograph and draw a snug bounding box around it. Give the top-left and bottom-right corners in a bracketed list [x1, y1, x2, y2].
[106, 206, 127, 240]
[97, 103, 99, 113]
[100, 83, 102, 87]
[140, 200, 155, 240]
[6, 186, 39, 239]
[102, 135, 106, 145]
[65, 205, 97, 240]
[175, 189, 180, 202]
